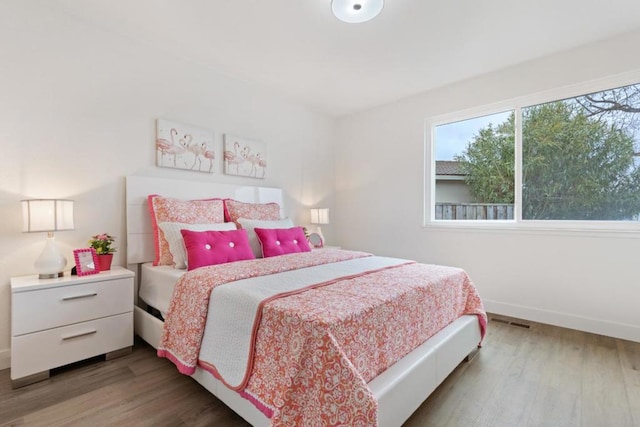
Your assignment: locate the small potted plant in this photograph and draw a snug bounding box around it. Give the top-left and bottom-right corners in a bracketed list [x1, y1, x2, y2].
[89, 233, 116, 271]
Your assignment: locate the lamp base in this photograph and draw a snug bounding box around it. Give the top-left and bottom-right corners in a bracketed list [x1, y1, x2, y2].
[38, 272, 64, 279]
[34, 235, 67, 280]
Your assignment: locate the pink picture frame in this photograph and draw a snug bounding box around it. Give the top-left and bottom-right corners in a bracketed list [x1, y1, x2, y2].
[73, 248, 100, 276]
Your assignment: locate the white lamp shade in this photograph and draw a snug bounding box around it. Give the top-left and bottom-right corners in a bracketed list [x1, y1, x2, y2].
[22, 199, 74, 232]
[332, 0, 384, 23]
[310, 208, 330, 225]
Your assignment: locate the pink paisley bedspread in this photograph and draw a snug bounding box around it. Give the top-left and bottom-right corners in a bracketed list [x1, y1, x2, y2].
[158, 249, 486, 426]
[157, 249, 372, 373]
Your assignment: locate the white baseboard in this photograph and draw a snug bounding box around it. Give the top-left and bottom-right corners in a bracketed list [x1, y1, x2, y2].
[484, 300, 640, 343]
[0, 348, 10, 371]
[2, 304, 637, 371]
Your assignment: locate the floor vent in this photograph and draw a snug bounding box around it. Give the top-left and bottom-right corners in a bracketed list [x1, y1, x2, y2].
[490, 317, 531, 329]
[509, 322, 531, 329]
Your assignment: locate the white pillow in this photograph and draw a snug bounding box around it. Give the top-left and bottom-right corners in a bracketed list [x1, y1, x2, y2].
[237, 217, 294, 258]
[158, 222, 237, 269]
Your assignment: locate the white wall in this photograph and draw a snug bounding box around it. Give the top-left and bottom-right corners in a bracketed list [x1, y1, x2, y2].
[335, 30, 640, 343]
[0, 2, 336, 369]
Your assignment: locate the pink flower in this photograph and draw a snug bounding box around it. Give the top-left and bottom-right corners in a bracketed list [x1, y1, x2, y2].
[89, 233, 116, 255]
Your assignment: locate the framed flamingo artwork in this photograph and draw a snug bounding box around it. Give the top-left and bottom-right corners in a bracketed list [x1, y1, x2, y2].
[156, 119, 216, 173]
[223, 134, 267, 179]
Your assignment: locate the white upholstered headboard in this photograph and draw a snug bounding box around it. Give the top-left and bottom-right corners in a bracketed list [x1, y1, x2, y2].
[125, 176, 284, 265]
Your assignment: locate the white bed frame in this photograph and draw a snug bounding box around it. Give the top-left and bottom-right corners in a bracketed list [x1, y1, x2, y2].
[126, 176, 481, 427]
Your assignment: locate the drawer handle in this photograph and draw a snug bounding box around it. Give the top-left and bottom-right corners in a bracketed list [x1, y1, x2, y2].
[62, 330, 97, 341]
[62, 292, 98, 301]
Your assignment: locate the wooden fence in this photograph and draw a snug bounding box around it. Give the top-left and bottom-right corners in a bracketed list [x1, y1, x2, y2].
[435, 203, 514, 220]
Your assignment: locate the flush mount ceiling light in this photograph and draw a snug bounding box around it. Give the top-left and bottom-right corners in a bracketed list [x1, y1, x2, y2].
[331, 0, 384, 23]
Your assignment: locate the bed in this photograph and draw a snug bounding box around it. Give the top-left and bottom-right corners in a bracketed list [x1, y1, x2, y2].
[125, 175, 486, 427]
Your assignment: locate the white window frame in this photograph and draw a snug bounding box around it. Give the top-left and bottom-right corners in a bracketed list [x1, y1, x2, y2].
[424, 70, 640, 234]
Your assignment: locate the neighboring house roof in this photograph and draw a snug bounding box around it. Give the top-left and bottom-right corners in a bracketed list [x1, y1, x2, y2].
[436, 160, 466, 176]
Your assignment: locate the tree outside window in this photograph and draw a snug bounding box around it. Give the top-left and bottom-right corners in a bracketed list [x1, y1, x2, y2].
[432, 82, 640, 222]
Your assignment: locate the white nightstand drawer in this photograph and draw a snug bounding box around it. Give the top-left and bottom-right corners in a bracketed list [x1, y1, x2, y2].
[12, 278, 133, 336]
[11, 312, 133, 380]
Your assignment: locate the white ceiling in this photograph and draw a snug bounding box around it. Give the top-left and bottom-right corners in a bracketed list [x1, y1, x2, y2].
[53, 0, 640, 117]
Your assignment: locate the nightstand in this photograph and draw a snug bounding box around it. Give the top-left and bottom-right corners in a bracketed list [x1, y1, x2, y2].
[10, 266, 134, 388]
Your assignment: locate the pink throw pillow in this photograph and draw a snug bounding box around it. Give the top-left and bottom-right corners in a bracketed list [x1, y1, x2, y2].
[148, 195, 225, 266]
[224, 199, 280, 227]
[181, 229, 255, 271]
[254, 227, 311, 258]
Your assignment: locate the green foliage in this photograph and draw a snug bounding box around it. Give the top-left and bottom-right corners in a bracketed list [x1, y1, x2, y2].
[455, 99, 640, 220]
[89, 233, 116, 254]
[455, 114, 515, 204]
[522, 102, 640, 220]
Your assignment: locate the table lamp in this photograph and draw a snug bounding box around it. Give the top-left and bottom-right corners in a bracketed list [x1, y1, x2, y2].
[310, 208, 329, 243]
[22, 199, 74, 279]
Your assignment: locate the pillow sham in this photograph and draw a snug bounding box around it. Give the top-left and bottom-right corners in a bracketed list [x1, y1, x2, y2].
[237, 217, 295, 258]
[254, 227, 311, 258]
[148, 195, 225, 266]
[180, 229, 254, 271]
[224, 199, 281, 227]
[158, 222, 237, 269]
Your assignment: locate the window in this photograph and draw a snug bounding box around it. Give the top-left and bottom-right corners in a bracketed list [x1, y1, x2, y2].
[428, 80, 640, 225]
[433, 111, 514, 220]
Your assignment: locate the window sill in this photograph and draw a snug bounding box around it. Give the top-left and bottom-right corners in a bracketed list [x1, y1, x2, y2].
[423, 220, 640, 239]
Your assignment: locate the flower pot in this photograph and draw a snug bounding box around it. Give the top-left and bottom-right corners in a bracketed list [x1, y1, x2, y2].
[97, 253, 113, 271]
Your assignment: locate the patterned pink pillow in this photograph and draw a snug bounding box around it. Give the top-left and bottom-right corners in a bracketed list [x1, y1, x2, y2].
[224, 199, 280, 227]
[254, 227, 311, 258]
[148, 195, 225, 266]
[181, 229, 255, 271]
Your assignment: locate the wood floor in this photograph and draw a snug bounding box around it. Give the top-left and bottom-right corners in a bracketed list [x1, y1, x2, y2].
[1, 315, 638, 427]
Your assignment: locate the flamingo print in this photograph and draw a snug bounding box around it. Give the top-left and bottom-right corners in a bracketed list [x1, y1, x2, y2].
[156, 120, 216, 172]
[242, 147, 256, 177]
[156, 128, 185, 167]
[256, 153, 267, 178]
[241, 146, 262, 177]
[204, 148, 215, 173]
[224, 141, 245, 174]
[184, 134, 208, 171]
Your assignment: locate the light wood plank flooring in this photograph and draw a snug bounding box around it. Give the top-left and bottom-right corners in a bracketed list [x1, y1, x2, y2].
[1, 315, 638, 426]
